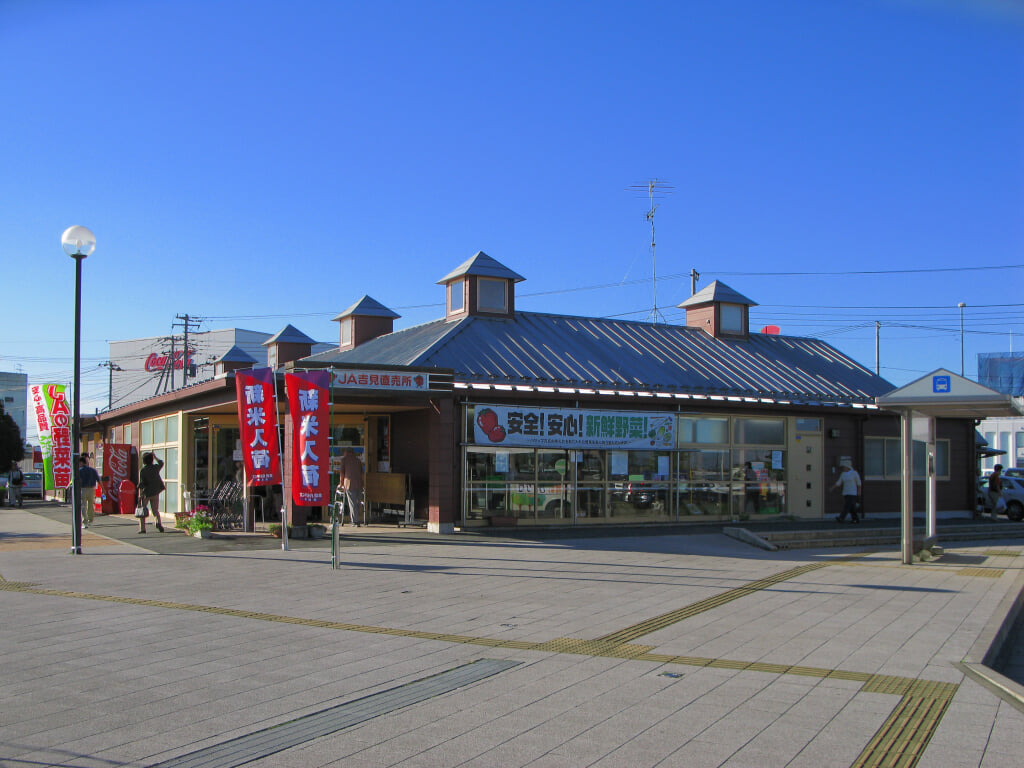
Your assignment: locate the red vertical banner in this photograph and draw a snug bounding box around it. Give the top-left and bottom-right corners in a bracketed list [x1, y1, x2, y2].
[285, 371, 330, 506]
[235, 368, 282, 486]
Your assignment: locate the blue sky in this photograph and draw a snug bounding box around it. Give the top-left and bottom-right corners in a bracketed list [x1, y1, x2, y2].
[1, 0, 1022, 430]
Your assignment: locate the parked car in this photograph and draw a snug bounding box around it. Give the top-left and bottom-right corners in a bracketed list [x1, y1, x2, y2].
[977, 476, 1024, 521]
[1003, 467, 1024, 480]
[20, 472, 43, 499]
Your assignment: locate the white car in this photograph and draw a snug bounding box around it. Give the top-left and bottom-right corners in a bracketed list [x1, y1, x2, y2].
[978, 476, 1024, 521]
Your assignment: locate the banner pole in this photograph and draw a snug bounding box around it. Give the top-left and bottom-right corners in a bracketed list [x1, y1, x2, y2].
[330, 367, 339, 569]
[274, 371, 289, 552]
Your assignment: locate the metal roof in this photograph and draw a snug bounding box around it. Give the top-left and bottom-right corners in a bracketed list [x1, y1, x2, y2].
[263, 324, 316, 346]
[216, 345, 257, 364]
[436, 251, 526, 284]
[303, 311, 893, 404]
[677, 280, 757, 308]
[332, 295, 400, 321]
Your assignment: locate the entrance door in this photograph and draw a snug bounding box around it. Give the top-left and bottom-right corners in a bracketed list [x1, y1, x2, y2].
[789, 434, 823, 518]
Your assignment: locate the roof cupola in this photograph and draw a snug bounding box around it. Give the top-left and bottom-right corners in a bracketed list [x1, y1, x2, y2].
[437, 251, 524, 321]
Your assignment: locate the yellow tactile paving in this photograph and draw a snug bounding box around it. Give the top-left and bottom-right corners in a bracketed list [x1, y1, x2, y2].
[957, 568, 1005, 578]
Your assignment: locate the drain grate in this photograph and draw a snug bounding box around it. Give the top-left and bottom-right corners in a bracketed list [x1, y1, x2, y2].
[149, 658, 520, 768]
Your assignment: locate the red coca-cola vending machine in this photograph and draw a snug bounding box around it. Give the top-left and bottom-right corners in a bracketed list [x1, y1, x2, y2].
[100, 443, 133, 514]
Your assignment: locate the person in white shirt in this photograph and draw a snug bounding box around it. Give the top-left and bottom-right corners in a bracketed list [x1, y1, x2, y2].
[832, 461, 862, 524]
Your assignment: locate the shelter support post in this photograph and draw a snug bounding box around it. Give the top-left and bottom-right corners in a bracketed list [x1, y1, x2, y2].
[901, 409, 914, 565]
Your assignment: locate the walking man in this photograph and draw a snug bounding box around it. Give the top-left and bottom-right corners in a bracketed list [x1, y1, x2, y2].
[78, 456, 100, 527]
[832, 460, 862, 524]
[336, 447, 365, 526]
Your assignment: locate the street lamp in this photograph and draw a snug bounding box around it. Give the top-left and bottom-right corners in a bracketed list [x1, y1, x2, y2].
[62, 225, 96, 555]
[958, 302, 966, 377]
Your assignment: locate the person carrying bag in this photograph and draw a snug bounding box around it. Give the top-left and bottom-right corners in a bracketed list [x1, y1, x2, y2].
[8, 463, 24, 508]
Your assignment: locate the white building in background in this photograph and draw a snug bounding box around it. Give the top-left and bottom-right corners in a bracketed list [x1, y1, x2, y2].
[979, 417, 1024, 473]
[0, 371, 28, 443]
[108, 328, 333, 410]
[977, 351, 1024, 472]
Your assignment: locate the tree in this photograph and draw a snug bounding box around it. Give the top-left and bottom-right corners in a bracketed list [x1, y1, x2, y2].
[0, 411, 24, 471]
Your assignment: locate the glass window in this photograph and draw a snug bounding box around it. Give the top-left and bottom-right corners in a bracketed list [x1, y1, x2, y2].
[477, 278, 506, 312]
[167, 415, 178, 442]
[884, 439, 902, 478]
[721, 303, 744, 333]
[733, 418, 785, 445]
[340, 318, 352, 346]
[141, 420, 153, 445]
[165, 447, 178, 480]
[676, 449, 730, 518]
[865, 437, 949, 480]
[154, 418, 166, 444]
[125, 424, 132, 444]
[449, 279, 464, 312]
[678, 417, 728, 445]
[795, 418, 821, 432]
[935, 441, 949, 477]
[865, 438, 884, 477]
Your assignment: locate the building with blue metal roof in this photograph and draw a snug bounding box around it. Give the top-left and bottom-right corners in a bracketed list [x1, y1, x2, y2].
[88, 251, 978, 534]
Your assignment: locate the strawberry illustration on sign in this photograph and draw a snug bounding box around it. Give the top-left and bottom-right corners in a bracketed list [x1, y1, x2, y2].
[487, 425, 507, 442]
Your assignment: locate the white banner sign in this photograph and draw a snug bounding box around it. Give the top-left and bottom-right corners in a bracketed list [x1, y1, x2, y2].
[473, 404, 675, 449]
[331, 369, 429, 391]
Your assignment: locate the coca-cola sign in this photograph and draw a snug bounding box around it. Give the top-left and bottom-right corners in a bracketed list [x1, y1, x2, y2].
[144, 350, 195, 373]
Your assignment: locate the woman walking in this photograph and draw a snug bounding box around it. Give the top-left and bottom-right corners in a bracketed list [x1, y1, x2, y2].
[137, 452, 166, 533]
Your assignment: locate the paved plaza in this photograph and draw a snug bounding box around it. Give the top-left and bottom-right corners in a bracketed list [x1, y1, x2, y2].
[2, 503, 1023, 768]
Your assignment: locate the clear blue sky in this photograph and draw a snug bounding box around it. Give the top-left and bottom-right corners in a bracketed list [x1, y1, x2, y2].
[1, 0, 1022, 432]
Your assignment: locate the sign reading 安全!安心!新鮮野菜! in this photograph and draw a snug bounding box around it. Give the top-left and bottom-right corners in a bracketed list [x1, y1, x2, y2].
[473, 405, 674, 450]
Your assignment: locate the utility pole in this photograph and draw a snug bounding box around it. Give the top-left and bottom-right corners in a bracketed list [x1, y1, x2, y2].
[875, 321, 880, 376]
[98, 361, 122, 411]
[173, 314, 197, 387]
[958, 303, 966, 377]
[690, 268, 700, 296]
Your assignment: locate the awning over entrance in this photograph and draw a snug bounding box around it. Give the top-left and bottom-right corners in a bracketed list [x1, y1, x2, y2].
[876, 368, 1024, 419]
[876, 369, 1024, 563]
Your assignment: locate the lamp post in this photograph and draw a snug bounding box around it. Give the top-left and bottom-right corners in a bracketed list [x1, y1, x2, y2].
[958, 302, 966, 377]
[62, 225, 96, 555]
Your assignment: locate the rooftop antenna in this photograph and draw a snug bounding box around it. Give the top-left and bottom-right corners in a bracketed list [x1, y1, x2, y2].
[627, 178, 674, 322]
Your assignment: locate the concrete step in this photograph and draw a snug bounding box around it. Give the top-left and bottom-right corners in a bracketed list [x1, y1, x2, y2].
[728, 521, 1024, 551]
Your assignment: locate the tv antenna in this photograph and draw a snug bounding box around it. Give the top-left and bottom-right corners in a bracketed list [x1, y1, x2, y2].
[627, 178, 674, 322]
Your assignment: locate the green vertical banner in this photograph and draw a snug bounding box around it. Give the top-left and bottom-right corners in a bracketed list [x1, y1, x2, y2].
[30, 383, 72, 490]
[29, 384, 54, 489]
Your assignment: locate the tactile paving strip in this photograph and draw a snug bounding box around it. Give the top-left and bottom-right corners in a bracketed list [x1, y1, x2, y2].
[149, 659, 520, 768]
[595, 561, 832, 644]
[957, 568, 1005, 578]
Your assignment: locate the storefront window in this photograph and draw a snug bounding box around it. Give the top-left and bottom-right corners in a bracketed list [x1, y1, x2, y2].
[734, 450, 785, 518]
[865, 437, 950, 479]
[676, 450, 729, 518]
[141, 416, 181, 514]
[733, 418, 785, 445]
[678, 417, 729, 445]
